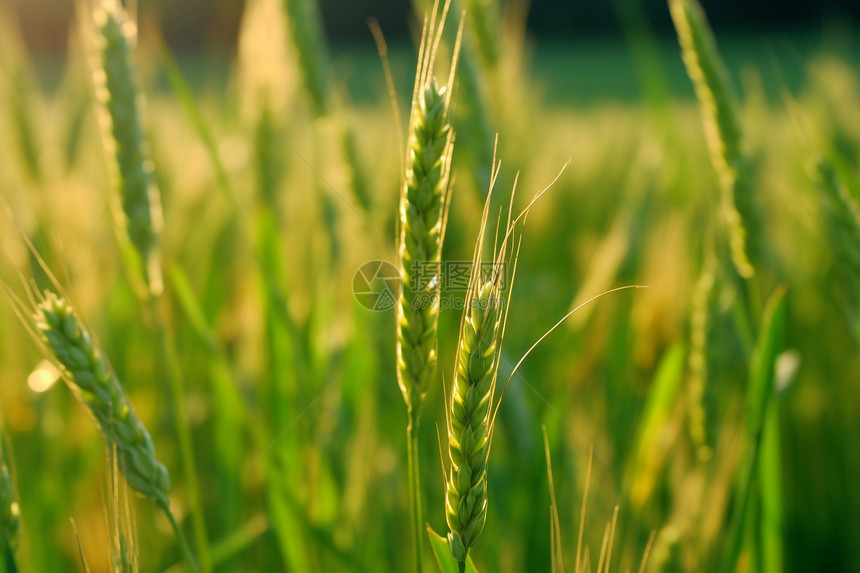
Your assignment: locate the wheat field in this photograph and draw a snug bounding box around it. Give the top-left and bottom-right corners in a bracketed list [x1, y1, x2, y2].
[0, 0, 858, 571]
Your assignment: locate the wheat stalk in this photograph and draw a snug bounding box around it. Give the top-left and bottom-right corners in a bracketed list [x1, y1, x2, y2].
[668, 0, 760, 279]
[282, 0, 330, 116]
[91, 0, 164, 296]
[281, 0, 372, 212]
[444, 258, 508, 571]
[440, 146, 573, 569]
[462, 0, 501, 70]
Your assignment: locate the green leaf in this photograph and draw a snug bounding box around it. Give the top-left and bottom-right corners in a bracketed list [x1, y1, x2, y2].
[623, 343, 686, 509]
[427, 527, 479, 573]
[168, 265, 216, 352]
[720, 286, 787, 573]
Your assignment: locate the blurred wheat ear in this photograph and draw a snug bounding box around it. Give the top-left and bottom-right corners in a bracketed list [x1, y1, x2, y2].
[669, 0, 760, 279]
[91, 0, 164, 296]
[88, 3, 212, 568]
[17, 288, 201, 572]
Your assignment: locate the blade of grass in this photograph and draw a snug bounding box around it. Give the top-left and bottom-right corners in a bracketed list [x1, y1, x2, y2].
[623, 343, 685, 509]
[720, 286, 787, 573]
[167, 264, 313, 571]
[543, 427, 566, 573]
[758, 387, 783, 573]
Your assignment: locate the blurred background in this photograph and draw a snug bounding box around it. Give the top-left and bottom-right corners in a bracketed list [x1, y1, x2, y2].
[8, 0, 860, 103]
[9, 0, 860, 51]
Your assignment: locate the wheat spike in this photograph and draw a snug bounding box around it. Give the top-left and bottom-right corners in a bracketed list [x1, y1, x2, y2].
[32, 290, 170, 508]
[92, 0, 164, 295]
[445, 275, 505, 568]
[444, 158, 522, 571]
[396, 0, 459, 413]
[669, 0, 760, 278]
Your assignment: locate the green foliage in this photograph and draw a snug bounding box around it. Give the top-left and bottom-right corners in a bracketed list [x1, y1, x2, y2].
[721, 287, 787, 573]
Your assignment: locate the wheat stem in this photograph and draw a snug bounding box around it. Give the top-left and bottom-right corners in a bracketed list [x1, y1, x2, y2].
[407, 407, 424, 572]
[163, 502, 201, 573]
[147, 295, 211, 573]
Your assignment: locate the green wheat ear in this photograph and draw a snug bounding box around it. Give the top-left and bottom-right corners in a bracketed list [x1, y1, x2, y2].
[396, 0, 460, 414]
[669, 0, 760, 278]
[445, 275, 503, 566]
[32, 290, 170, 507]
[92, 0, 164, 296]
[397, 76, 455, 410]
[444, 157, 534, 570]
